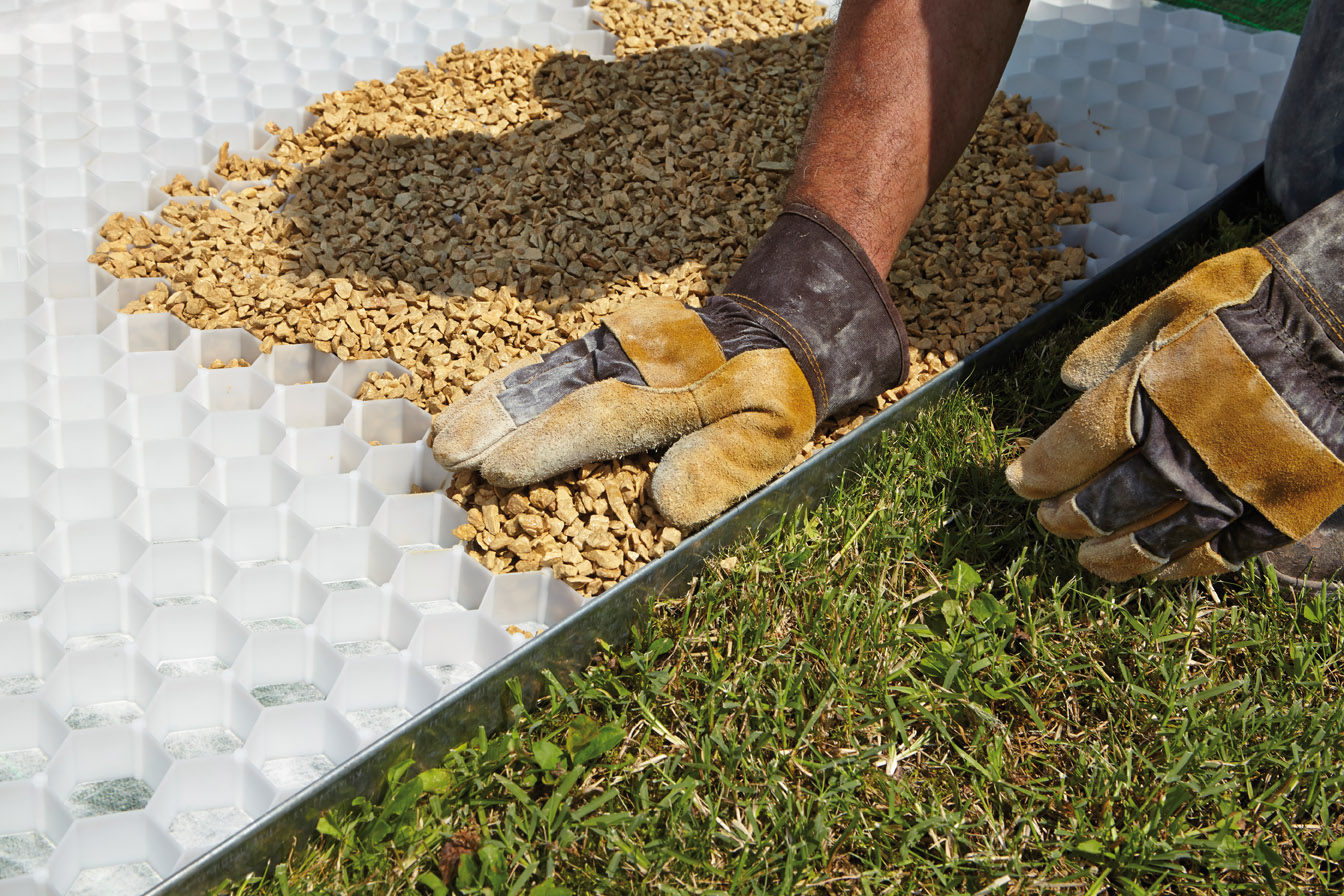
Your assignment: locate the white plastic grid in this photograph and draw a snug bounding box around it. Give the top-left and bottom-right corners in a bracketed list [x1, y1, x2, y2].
[0, 0, 1299, 892]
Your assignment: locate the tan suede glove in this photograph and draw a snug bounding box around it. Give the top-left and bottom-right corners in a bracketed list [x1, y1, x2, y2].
[429, 203, 909, 529]
[1007, 190, 1344, 581]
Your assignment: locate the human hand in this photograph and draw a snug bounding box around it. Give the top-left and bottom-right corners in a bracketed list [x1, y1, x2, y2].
[429, 203, 909, 529]
[1007, 192, 1344, 580]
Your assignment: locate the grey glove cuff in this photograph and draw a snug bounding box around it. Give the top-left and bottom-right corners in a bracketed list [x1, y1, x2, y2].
[722, 202, 910, 424]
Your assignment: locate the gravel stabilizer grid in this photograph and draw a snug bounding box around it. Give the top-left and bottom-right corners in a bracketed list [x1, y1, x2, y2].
[0, 0, 1298, 892]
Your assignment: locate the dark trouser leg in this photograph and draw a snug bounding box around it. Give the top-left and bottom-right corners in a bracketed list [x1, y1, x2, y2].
[1263, 0, 1344, 221]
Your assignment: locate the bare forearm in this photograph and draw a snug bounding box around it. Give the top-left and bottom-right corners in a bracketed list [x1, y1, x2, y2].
[786, 0, 1029, 275]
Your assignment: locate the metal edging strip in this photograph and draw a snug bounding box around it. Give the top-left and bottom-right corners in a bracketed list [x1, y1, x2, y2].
[155, 164, 1266, 895]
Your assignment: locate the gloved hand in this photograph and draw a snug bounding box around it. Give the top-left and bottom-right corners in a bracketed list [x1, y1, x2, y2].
[1007, 190, 1344, 581]
[429, 202, 909, 529]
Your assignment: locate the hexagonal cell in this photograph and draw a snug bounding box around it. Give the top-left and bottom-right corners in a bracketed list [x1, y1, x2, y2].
[36, 468, 138, 523]
[146, 756, 274, 859]
[0, 623, 62, 698]
[0, 401, 50, 449]
[0, 499, 56, 555]
[106, 350, 197, 395]
[31, 420, 132, 470]
[183, 366, 275, 412]
[218, 563, 326, 633]
[174, 327, 261, 368]
[325, 357, 409, 398]
[100, 309, 191, 356]
[389, 546, 493, 613]
[110, 393, 207, 441]
[114, 439, 215, 490]
[314, 589, 419, 658]
[190, 409, 286, 459]
[45, 813, 179, 896]
[0, 555, 61, 623]
[371, 491, 468, 551]
[0, 448, 54, 502]
[260, 382, 353, 429]
[137, 604, 248, 678]
[232, 628, 343, 708]
[408, 611, 515, 693]
[343, 398, 430, 446]
[200, 455, 300, 508]
[41, 577, 152, 652]
[480, 569, 583, 631]
[0, 782, 73, 879]
[253, 342, 341, 388]
[288, 473, 384, 529]
[242, 703, 360, 797]
[356, 441, 449, 496]
[328, 654, 439, 742]
[121, 487, 227, 543]
[211, 506, 315, 566]
[0, 359, 43, 402]
[27, 297, 117, 338]
[300, 527, 402, 590]
[42, 650, 161, 732]
[0, 697, 67, 783]
[0, 322, 43, 362]
[144, 676, 260, 761]
[24, 260, 104, 300]
[273, 425, 369, 476]
[128, 541, 238, 608]
[32, 376, 126, 422]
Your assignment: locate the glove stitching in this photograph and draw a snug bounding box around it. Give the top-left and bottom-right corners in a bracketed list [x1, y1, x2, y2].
[1236, 278, 1344, 425]
[1263, 236, 1344, 344]
[720, 291, 829, 414]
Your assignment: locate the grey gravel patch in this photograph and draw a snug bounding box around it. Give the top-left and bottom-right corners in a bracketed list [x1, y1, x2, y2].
[66, 777, 154, 817]
[0, 830, 55, 878]
[261, 753, 334, 791]
[346, 706, 411, 737]
[250, 682, 325, 707]
[151, 593, 214, 607]
[161, 726, 244, 760]
[66, 861, 161, 896]
[326, 578, 378, 591]
[245, 616, 304, 632]
[0, 673, 42, 696]
[64, 632, 133, 651]
[412, 599, 467, 615]
[157, 656, 229, 678]
[0, 749, 48, 782]
[0, 611, 36, 622]
[168, 806, 252, 849]
[399, 543, 443, 552]
[64, 699, 143, 729]
[333, 639, 397, 657]
[427, 661, 481, 689]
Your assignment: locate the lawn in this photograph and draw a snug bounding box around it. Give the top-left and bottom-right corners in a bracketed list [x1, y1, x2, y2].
[219, 6, 1343, 896]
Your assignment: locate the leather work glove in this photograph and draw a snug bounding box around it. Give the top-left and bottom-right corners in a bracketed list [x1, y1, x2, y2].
[429, 202, 909, 529]
[1007, 189, 1344, 582]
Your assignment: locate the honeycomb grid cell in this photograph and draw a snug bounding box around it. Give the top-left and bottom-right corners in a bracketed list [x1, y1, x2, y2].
[2, 0, 1302, 890]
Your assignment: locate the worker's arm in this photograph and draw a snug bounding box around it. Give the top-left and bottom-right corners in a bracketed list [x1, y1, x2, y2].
[430, 0, 1030, 527]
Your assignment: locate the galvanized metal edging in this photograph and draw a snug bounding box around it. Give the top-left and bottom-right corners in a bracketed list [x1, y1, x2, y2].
[155, 165, 1265, 895]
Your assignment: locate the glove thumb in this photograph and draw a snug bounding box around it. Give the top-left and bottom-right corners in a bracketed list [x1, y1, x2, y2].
[1061, 247, 1272, 390]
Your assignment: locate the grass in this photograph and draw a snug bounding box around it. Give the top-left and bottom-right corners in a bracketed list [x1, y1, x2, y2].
[218, 185, 1344, 895]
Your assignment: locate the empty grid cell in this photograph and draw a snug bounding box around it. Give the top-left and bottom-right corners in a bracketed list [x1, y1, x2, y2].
[261, 383, 353, 428]
[408, 611, 514, 693]
[184, 366, 275, 412]
[32, 420, 132, 470]
[190, 410, 286, 458]
[390, 545, 493, 611]
[0, 698, 67, 782]
[145, 676, 260, 761]
[242, 703, 359, 796]
[42, 650, 161, 732]
[32, 376, 126, 421]
[314, 589, 419, 657]
[106, 350, 197, 395]
[111, 393, 208, 441]
[128, 541, 238, 607]
[36, 468, 138, 522]
[41, 576, 152, 652]
[120, 487, 228, 543]
[232, 628, 343, 708]
[372, 492, 468, 550]
[0, 448, 54, 500]
[200, 455, 300, 508]
[0, 785, 71, 878]
[300, 526, 402, 588]
[138, 604, 247, 678]
[174, 327, 262, 368]
[115, 439, 214, 489]
[0, 554, 61, 622]
[342, 397, 430, 446]
[0, 401, 50, 448]
[327, 654, 439, 742]
[211, 506, 315, 566]
[253, 342, 342, 386]
[0, 499, 56, 554]
[0, 623, 62, 697]
[287, 473, 384, 529]
[27, 296, 117, 337]
[273, 426, 370, 476]
[356, 441, 448, 496]
[218, 563, 326, 631]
